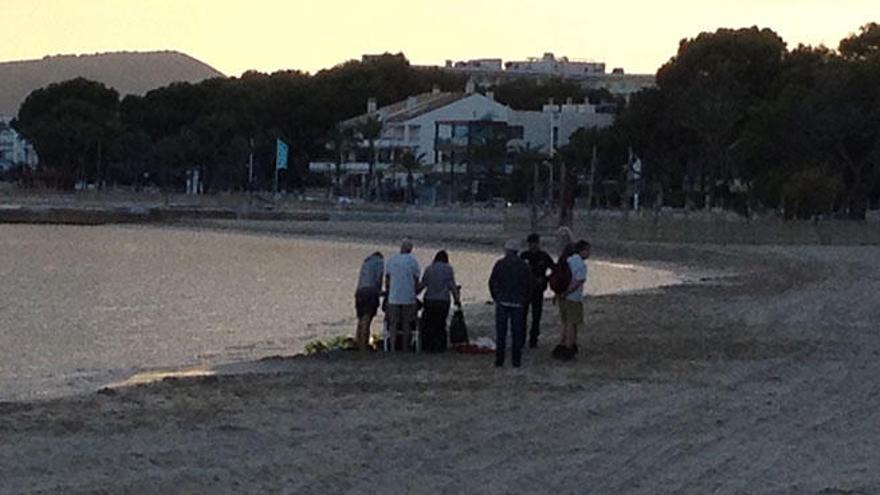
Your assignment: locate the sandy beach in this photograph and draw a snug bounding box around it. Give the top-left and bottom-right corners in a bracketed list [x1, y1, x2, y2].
[2, 225, 880, 494]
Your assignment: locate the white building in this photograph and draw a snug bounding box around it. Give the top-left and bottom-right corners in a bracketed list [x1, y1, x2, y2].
[310, 85, 613, 177]
[0, 116, 38, 171]
[509, 100, 614, 155]
[504, 52, 605, 77]
[427, 53, 655, 99]
[444, 58, 504, 72]
[591, 72, 657, 100]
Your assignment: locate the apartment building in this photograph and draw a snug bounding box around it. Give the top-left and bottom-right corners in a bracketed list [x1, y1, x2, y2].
[0, 116, 38, 171]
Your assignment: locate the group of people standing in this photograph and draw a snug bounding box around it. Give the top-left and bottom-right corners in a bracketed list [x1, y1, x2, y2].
[489, 234, 590, 367]
[354, 239, 460, 352]
[352, 232, 590, 368]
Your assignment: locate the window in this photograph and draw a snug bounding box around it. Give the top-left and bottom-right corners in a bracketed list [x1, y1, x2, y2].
[509, 126, 524, 140]
[437, 123, 452, 139]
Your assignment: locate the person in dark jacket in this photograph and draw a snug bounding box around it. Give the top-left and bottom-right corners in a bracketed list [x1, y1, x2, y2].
[488, 239, 533, 367]
[520, 233, 554, 348]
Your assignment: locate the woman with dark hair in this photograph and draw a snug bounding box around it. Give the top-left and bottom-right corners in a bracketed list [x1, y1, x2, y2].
[418, 250, 461, 352]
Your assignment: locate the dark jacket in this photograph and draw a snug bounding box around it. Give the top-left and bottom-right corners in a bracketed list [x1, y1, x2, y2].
[521, 249, 555, 293]
[488, 253, 533, 307]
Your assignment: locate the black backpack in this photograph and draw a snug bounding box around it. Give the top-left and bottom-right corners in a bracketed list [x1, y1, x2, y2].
[449, 309, 469, 345]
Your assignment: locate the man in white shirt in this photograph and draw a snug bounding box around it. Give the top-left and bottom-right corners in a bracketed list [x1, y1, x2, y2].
[385, 239, 420, 351]
[558, 240, 590, 360]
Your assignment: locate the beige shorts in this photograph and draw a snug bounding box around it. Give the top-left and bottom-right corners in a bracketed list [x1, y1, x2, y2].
[559, 300, 584, 326]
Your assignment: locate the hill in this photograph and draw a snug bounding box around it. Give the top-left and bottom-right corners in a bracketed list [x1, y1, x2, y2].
[0, 51, 225, 116]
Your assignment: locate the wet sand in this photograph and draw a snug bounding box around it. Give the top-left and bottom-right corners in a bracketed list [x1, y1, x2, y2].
[2, 229, 880, 493]
[0, 224, 680, 401]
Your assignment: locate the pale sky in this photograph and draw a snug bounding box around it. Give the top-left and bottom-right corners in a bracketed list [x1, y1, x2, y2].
[1, 0, 876, 76]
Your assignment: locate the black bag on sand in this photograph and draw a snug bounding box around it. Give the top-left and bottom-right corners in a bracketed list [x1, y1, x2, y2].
[449, 309, 469, 345]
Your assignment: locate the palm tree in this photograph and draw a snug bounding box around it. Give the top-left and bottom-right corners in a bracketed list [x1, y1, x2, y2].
[471, 131, 511, 201]
[398, 150, 426, 204]
[325, 125, 354, 197]
[355, 116, 383, 200]
[512, 143, 549, 231]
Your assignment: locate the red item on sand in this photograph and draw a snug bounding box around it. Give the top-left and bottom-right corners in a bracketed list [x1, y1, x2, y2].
[454, 344, 495, 355]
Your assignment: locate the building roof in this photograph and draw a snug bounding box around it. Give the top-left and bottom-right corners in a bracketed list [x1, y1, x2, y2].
[343, 91, 469, 127]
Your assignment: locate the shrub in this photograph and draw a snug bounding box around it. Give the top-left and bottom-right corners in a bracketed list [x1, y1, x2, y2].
[304, 335, 355, 355]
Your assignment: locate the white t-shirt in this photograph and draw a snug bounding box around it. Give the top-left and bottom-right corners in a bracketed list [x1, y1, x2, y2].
[566, 254, 588, 302]
[386, 253, 420, 305]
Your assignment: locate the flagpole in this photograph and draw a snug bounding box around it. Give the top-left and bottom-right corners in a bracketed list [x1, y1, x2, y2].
[274, 137, 288, 197]
[248, 137, 254, 207]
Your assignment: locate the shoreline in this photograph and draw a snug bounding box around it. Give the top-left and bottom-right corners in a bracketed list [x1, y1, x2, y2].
[4, 199, 880, 246]
[1, 221, 703, 404]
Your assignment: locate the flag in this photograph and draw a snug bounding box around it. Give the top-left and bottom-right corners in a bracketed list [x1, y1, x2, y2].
[276, 138, 289, 170]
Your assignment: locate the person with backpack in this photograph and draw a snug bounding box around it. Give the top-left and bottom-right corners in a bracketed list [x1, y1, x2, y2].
[488, 239, 533, 367]
[552, 240, 591, 360]
[419, 250, 461, 353]
[354, 251, 384, 350]
[520, 233, 555, 348]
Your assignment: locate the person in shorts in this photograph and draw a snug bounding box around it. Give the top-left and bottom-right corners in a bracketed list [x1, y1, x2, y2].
[354, 251, 384, 350]
[557, 240, 590, 360]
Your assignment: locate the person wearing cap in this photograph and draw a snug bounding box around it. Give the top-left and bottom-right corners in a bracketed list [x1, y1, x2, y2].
[520, 233, 555, 348]
[385, 239, 420, 351]
[488, 239, 533, 367]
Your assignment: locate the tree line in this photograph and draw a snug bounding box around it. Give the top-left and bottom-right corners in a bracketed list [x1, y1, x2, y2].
[11, 53, 467, 192]
[11, 23, 880, 219]
[567, 23, 880, 220]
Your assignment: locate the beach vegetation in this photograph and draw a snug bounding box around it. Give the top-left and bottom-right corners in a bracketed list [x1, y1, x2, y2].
[304, 336, 356, 355]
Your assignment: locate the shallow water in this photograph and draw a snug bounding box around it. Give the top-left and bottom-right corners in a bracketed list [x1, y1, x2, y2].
[0, 224, 681, 401]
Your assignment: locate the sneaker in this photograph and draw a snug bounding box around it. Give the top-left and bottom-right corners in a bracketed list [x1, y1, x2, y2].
[551, 344, 566, 359]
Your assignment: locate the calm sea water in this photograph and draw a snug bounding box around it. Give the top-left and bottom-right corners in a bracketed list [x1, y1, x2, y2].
[0, 225, 680, 401]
